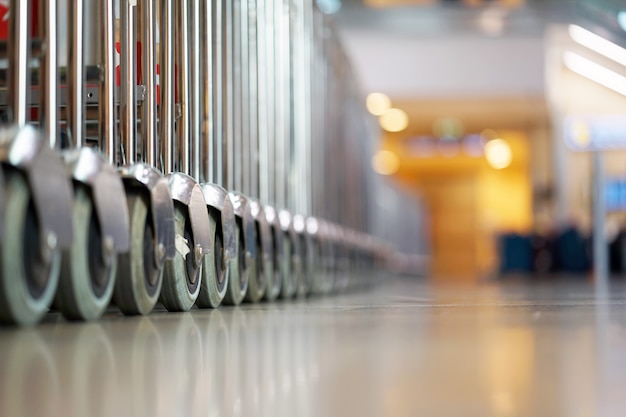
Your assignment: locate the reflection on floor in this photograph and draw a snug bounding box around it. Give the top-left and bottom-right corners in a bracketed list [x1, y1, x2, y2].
[2, 277, 626, 417]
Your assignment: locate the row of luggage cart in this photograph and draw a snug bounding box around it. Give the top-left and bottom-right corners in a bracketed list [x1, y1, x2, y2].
[0, 0, 390, 325]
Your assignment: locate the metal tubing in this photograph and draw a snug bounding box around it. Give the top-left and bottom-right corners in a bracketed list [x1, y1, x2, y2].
[239, 0, 251, 196]
[175, 0, 191, 175]
[159, 0, 175, 174]
[212, 0, 224, 185]
[68, 0, 85, 148]
[121, 0, 138, 165]
[274, 0, 290, 209]
[8, 0, 31, 126]
[264, 0, 276, 206]
[256, 0, 269, 203]
[225, 0, 235, 190]
[140, 0, 158, 167]
[232, 0, 242, 192]
[39, 0, 59, 148]
[200, 0, 214, 183]
[100, 0, 117, 164]
[293, 0, 310, 215]
[273, 0, 284, 208]
[257, 0, 271, 204]
[190, 0, 202, 181]
[248, 0, 259, 198]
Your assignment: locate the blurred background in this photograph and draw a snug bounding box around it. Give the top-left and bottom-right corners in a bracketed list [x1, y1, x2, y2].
[331, 0, 626, 282]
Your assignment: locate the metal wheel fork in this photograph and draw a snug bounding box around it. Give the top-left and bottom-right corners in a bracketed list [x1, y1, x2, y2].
[197, 184, 236, 308]
[0, 127, 74, 325]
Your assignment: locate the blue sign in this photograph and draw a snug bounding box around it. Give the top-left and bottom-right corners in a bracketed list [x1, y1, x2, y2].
[564, 116, 626, 151]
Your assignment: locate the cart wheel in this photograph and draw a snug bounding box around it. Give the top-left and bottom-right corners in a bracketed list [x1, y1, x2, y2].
[280, 234, 296, 299]
[245, 221, 266, 303]
[0, 169, 61, 325]
[55, 185, 117, 321]
[159, 203, 201, 311]
[113, 191, 162, 315]
[263, 227, 281, 301]
[197, 208, 229, 308]
[223, 222, 248, 305]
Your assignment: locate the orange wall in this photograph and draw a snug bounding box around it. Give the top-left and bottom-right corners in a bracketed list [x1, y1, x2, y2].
[386, 131, 532, 280]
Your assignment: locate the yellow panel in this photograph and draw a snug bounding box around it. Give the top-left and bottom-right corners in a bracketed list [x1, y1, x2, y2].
[384, 129, 532, 281]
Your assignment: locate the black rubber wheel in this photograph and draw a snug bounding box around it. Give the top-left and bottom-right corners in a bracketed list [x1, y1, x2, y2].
[280, 233, 296, 299]
[245, 220, 266, 303]
[263, 226, 281, 301]
[113, 191, 162, 315]
[0, 169, 60, 325]
[223, 221, 248, 305]
[159, 203, 201, 311]
[55, 185, 117, 321]
[197, 208, 229, 308]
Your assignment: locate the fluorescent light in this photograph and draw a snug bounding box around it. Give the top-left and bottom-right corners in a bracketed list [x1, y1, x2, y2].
[563, 52, 626, 96]
[568, 24, 626, 67]
[619, 11, 626, 33]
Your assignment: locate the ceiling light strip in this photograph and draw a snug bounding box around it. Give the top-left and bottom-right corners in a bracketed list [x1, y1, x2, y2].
[568, 24, 626, 67]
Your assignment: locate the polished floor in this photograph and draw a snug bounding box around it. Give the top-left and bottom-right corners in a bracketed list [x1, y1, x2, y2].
[2, 276, 626, 417]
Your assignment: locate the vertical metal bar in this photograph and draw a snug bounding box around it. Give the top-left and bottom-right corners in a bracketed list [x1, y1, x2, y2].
[212, 0, 223, 184]
[280, 0, 292, 211]
[248, 0, 259, 198]
[39, 0, 60, 148]
[121, 0, 137, 165]
[232, 0, 243, 192]
[224, 0, 234, 189]
[257, 0, 269, 203]
[68, 0, 85, 148]
[140, 0, 158, 167]
[260, 0, 277, 206]
[240, 0, 251, 196]
[190, 0, 202, 180]
[274, 0, 285, 208]
[293, 0, 308, 215]
[8, 0, 30, 126]
[200, 0, 213, 183]
[100, 0, 117, 164]
[176, 0, 191, 175]
[303, 0, 313, 215]
[284, 0, 293, 212]
[593, 151, 608, 284]
[311, 10, 322, 218]
[159, 0, 175, 174]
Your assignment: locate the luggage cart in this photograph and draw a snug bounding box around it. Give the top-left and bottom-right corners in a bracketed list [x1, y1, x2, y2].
[0, 0, 393, 326]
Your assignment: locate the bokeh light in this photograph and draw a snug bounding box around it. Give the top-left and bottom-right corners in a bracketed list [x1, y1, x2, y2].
[366, 92, 392, 116]
[379, 108, 409, 132]
[485, 139, 512, 170]
[372, 150, 400, 175]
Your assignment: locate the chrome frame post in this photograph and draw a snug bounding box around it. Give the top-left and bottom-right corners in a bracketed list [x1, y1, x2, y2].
[248, 0, 259, 199]
[213, 0, 225, 185]
[224, 0, 235, 190]
[68, 0, 85, 148]
[175, 0, 192, 175]
[232, 0, 243, 192]
[39, 0, 59, 148]
[100, 0, 117, 164]
[121, 0, 138, 165]
[200, 0, 214, 183]
[140, 0, 158, 167]
[159, 0, 175, 174]
[7, 0, 31, 126]
[190, 0, 202, 181]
